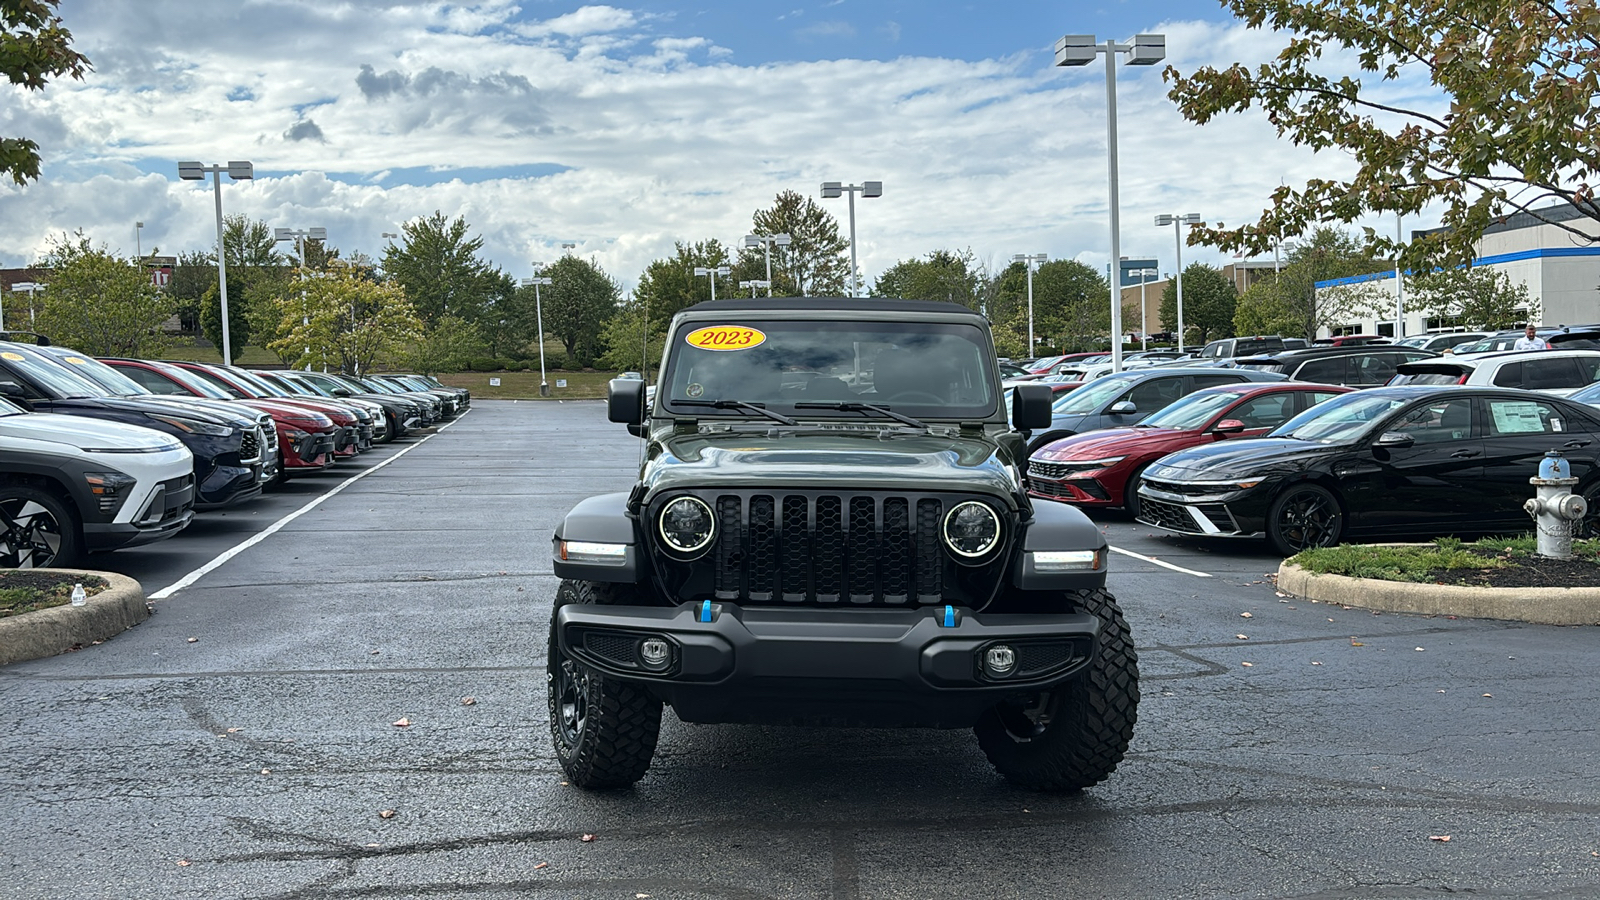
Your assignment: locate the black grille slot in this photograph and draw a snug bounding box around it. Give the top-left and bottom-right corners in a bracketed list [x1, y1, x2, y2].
[916, 499, 943, 602]
[715, 496, 743, 599]
[814, 497, 843, 602]
[881, 499, 911, 603]
[583, 632, 639, 668]
[781, 496, 809, 601]
[747, 496, 776, 601]
[1138, 497, 1200, 533]
[847, 497, 877, 603]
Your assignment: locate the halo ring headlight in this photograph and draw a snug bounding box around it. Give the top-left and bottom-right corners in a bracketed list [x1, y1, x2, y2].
[942, 501, 1002, 559]
[658, 496, 716, 554]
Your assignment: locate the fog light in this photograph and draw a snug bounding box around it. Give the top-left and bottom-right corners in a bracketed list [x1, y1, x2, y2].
[638, 639, 671, 669]
[983, 644, 1017, 677]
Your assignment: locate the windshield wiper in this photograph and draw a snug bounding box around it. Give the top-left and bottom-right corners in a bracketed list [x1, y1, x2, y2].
[675, 398, 797, 426]
[793, 401, 927, 429]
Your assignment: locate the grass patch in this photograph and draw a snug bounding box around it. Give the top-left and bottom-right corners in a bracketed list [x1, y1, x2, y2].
[434, 370, 620, 400]
[158, 339, 283, 366]
[0, 573, 110, 618]
[1288, 534, 1600, 583]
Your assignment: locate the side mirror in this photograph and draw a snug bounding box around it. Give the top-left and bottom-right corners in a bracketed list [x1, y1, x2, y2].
[1213, 418, 1245, 435]
[1011, 383, 1053, 431]
[1374, 431, 1414, 450]
[1108, 400, 1137, 415]
[0, 380, 27, 400]
[331, 388, 352, 397]
[608, 377, 646, 426]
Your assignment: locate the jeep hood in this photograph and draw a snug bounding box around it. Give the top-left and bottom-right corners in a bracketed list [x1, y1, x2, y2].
[644, 429, 1019, 502]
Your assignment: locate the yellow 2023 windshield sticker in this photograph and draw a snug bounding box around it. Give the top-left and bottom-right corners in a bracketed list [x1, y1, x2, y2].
[685, 325, 766, 351]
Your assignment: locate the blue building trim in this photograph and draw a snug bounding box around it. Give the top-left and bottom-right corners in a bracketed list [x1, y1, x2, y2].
[1314, 246, 1600, 289]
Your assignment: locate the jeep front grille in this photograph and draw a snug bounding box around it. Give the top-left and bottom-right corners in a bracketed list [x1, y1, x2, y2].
[706, 493, 944, 606]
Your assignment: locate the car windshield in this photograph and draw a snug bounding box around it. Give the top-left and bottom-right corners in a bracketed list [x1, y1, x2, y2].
[284, 375, 337, 397]
[0, 397, 24, 416]
[1050, 375, 1140, 415]
[1393, 337, 1429, 348]
[1269, 392, 1409, 444]
[0, 344, 106, 399]
[45, 351, 151, 396]
[149, 362, 235, 399]
[1569, 383, 1600, 405]
[1140, 389, 1252, 430]
[659, 319, 995, 418]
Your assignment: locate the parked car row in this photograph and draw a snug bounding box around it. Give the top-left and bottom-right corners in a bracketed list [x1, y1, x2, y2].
[0, 333, 468, 568]
[1021, 344, 1600, 556]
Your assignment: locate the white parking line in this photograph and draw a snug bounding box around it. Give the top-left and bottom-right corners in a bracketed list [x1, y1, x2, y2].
[148, 410, 472, 600]
[1108, 545, 1214, 578]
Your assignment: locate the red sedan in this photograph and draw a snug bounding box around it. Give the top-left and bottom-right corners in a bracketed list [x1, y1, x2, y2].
[1026, 382, 1353, 517]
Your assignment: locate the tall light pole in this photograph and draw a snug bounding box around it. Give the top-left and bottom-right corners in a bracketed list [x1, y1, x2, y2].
[1056, 33, 1165, 372]
[7, 282, 43, 330]
[1394, 212, 1406, 338]
[178, 160, 253, 365]
[739, 279, 769, 297]
[522, 265, 553, 397]
[135, 221, 144, 261]
[1132, 266, 1158, 350]
[1155, 213, 1201, 352]
[820, 181, 882, 297]
[694, 265, 730, 302]
[1012, 253, 1048, 354]
[273, 226, 327, 371]
[744, 233, 792, 297]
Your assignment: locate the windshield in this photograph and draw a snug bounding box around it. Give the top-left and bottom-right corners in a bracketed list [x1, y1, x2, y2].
[0, 344, 106, 399]
[282, 374, 337, 397]
[1569, 383, 1600, 405]
[1050, 375, 1140, 415]
[1269, 392, 1409, 444]
[1393, 337, 1428, 348]
[0, 397, 23, 416]
[229, 368, 292, 398]
[659, 319, 995, 418]
[45, 351, 152, 396]
[178, 365, 252, 399]
[1140, 389, 1252, 430]
[147, 362, 235, 399]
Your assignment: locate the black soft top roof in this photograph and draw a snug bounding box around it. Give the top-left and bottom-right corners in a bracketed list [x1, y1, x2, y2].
[679, 297, 980, 315]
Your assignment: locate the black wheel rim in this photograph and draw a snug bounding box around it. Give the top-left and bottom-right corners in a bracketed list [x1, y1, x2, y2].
[0, 499, 63, 569]
[1277, 490, 1340, 552]
[552, 657, 589, 749]
[994, 692, 1055, 742]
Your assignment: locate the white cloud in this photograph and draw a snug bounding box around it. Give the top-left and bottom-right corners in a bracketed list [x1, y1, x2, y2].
[0, 5, 1449, 295]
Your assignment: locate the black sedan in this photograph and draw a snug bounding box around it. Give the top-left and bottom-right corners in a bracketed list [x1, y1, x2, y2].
[1134, 386, 1600, 555]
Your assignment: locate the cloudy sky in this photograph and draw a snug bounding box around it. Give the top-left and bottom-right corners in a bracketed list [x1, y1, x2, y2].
[1, 0, 1443, 291]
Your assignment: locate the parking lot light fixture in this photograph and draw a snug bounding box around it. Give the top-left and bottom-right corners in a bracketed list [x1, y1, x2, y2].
[1056, 33, 1164, 372]
[1012, 253, 1048, 354]
[1155, 213, 1202, 352]
[6, 281, 43, 330]
[694, 265, 731, 302]
[744, 233, 792, 297]
[523, 266, 554, 397]
[273, 226, 327, 370]
[1131, 266, 1158, 350]
[177, 159, 254, 365]
[739, 279, 770, 298]
[820, 182, 882, 297]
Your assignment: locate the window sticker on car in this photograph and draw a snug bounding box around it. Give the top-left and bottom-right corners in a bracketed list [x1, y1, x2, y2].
[62, 356, 87, 364]
[1491, 401, 1546, 434]
[685, 325, 766, 351]
[0, 352, 23, 361]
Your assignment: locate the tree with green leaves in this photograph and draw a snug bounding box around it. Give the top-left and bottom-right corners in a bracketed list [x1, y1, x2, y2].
[1158, 263, 1237, 346]
[1165, 0, 1600, 272]
[632, 240, 734, 324]
[1232, 226, 1386, 339]
[382, 212, 502, 327]
[32, 235, 173, 357]
[266, 267, 421, 375]
[541, 255, 621, 367]
[741, 191, 849, 296]
[598, 300, 666, 378]
[200, 214, 288, 352]
[870, 249, 988, 310]
[1031, 260, 1111, 353]
[1, 1, 90, 185]
[405, 316, 484, 375]
[167, 249, 214, 333]
[1409, 267, 1537, 331]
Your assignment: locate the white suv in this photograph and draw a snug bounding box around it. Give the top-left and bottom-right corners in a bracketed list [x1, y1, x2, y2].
[1389, 349, 1600, 396]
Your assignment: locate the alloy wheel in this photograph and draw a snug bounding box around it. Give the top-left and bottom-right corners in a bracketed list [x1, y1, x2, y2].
[0, 499, 65, 569]
[553, 657, 590, 748]
[1276, 490, 1341, 552]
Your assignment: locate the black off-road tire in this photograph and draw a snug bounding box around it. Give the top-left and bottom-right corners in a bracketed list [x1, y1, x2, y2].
[974, 587, 1138, 791]
[547, 579, 663, 789]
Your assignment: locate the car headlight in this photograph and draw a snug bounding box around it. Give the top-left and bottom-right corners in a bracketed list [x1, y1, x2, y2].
[148, 413, 232, 437]
[658, 496, 715, 554]
[942, 501, 1001, 559]
[1080, 456, 1125, 470]
[84, 471, 138, 516]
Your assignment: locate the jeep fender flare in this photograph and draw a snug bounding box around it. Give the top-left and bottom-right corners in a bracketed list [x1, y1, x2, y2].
[552, 492, 644, 583]
[1009, 499, 1109, 591]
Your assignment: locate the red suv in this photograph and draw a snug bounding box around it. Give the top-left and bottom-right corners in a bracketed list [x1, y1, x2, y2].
[1027, 383, 1353, 516]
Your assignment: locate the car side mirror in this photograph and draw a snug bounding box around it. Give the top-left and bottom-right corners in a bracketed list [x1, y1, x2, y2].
[1108, 400, 1137, 415]
[1011, 383, 1053, 431]
[331, 388, 352, 397]
[1374, 431, 1414, 450]
[0, 380, 28, 401]
[1213, 418, 1245, 435]
[608, 377, 646, 426]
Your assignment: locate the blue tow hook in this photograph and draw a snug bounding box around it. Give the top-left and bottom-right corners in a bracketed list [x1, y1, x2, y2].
[700, 599, 714, 623]
[941, 605, 958, 627]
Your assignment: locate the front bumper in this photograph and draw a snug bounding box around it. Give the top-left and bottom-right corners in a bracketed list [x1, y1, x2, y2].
[195, 462, 264, 509]
[1134, 482, 1267, 537]
[556, 602, 1100, 728]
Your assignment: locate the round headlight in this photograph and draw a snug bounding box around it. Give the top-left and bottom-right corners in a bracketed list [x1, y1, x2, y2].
[943, 501, 1001, 558]
[658, 496, 715, 554]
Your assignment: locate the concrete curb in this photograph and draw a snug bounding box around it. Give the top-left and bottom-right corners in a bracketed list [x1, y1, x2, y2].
[0, 570, 148, 667]
[1277, 563, 1600, 626]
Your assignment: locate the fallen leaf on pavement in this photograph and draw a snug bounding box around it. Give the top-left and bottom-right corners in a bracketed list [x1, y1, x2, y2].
[1350, 640, 1364, 646]
[534, 862, 549, 870]
[186, 637, 198, 643]
[393, 718, 411, 727]
[1236, 634, 1249, 640]
[580, 833, 596, 843]
[380, 809, 396, 819]
[1415, 647, 1426, 652]
[1437, 690, 1446, 693]
[260, 768, 271, 775]
[461, 697, 477, 706]
[176, 860, 191, 867]
[1311, 661, 1323, 665]
[1240, 612, 1253, 618]
[1241, 662, 1254, 667]
[226, 727, 242, 733]
[1429, 835, 1451, 842]
[1483, 693, 1493, 698]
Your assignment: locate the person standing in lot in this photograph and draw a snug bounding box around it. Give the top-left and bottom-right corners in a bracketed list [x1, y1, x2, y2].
[1514, 325, 1549, 350]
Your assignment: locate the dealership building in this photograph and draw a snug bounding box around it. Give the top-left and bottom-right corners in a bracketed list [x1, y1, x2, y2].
[1311, 203, 1600, 337]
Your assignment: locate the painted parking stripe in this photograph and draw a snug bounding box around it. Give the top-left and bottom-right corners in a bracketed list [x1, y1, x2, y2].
[148, 410, 472, 600]
[1108, 545, 1214, 578]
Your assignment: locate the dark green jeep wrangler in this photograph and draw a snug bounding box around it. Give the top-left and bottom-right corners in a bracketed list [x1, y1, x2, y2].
[549, 298, 1137, 790]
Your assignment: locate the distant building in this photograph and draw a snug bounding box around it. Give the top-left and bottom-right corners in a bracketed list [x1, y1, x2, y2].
[1312, 204, 1600, 337]
[1117, 260, 1281, 340]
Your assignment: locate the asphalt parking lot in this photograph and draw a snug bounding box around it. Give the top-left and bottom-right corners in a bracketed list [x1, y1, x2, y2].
[3, 400, 1599, 900]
